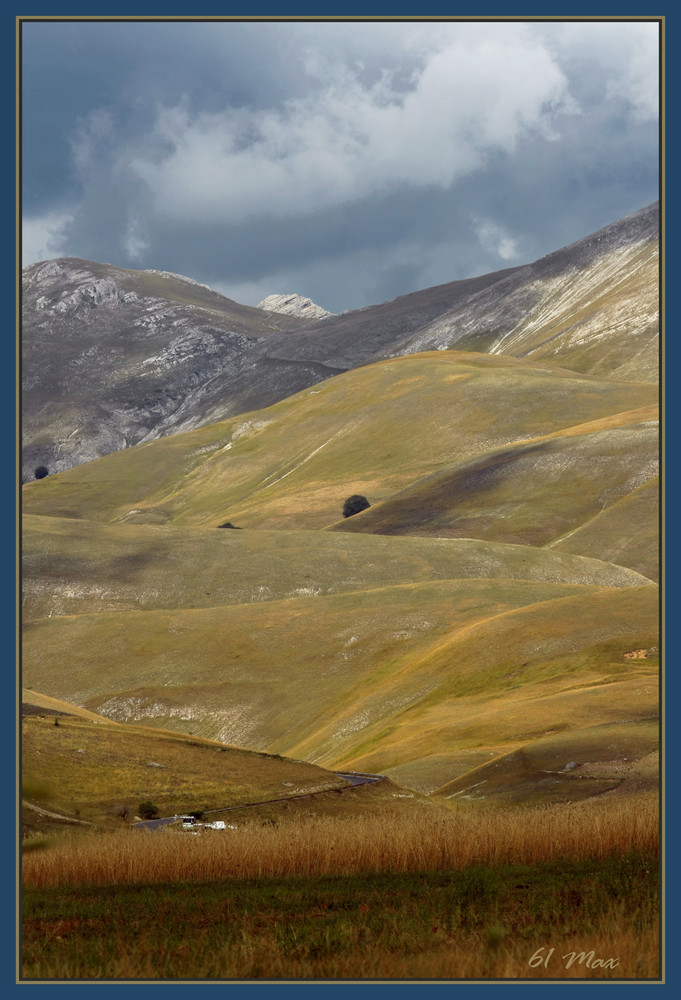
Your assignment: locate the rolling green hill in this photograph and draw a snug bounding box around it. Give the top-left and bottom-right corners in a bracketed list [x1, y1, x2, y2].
[431, 720, 658, 806]
[22, 690, 347, 833]
[23, 515, 651, 622]
[330, 404, 658, 570]
[547, 475, 659, 582]
[22, 570, 657, 794]
[22, 224, 659, 812]
[22, 352, 657, 544]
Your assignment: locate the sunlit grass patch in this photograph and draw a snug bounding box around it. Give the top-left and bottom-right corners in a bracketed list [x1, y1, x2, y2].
[23, 789, 658, 889]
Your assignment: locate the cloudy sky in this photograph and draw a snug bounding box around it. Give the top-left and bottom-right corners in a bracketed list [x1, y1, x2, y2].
[21, 17, 660, 313]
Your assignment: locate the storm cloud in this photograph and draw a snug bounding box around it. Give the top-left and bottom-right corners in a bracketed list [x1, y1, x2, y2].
[21, 18, 659, 313]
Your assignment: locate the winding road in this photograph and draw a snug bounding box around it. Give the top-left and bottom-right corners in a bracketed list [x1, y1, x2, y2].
[132, 771, 385, 831]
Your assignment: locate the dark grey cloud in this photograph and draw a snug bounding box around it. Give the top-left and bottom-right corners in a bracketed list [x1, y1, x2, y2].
[21, 18, 659, 313]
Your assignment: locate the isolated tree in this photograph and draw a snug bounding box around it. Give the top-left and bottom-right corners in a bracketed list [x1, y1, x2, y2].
[138, 800, 160, 820]
[34, 466, 49, 480]
[342, 494, 371, 518]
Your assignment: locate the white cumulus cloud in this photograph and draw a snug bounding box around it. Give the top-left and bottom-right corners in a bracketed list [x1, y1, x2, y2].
[126, 24, 574, 225]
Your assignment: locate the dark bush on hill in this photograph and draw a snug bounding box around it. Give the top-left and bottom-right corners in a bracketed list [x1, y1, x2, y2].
[217, 521, 241, 529]
[342, 494, 371, 518]
[138, 801, 160, 820]
[34, 466, 49, 480]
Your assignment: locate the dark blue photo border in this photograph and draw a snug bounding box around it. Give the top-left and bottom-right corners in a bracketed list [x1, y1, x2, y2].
[7, 4, 674, 997]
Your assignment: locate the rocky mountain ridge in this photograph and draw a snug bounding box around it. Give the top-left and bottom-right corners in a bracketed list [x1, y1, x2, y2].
[21, 259, 313, 481]
[256, 293, 334, 321]
[22, 202, 658, 481]
[389, 202, 659, 381]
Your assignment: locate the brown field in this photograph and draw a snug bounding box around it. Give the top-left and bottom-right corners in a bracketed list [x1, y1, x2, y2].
[21, 791, 660, 981]
[23, 789, 658, 889]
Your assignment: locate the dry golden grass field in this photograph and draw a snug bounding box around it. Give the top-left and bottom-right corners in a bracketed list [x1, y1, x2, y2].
[22, 788, 659, 980]
[22, 309, 660, 980]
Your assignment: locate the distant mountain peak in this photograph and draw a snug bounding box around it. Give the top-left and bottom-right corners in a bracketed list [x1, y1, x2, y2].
[257, 293, 334, 321]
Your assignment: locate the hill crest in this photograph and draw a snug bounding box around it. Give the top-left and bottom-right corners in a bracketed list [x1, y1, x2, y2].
[22, 203, 658, 480]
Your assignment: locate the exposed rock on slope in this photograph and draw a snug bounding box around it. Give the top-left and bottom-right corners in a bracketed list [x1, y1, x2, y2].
[22, 203, 658, 479]
[249, 203, 658, 379]
[257, 293, 334, 321]
[390, 203, 659, 382]
[21, 259, 312, 481]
